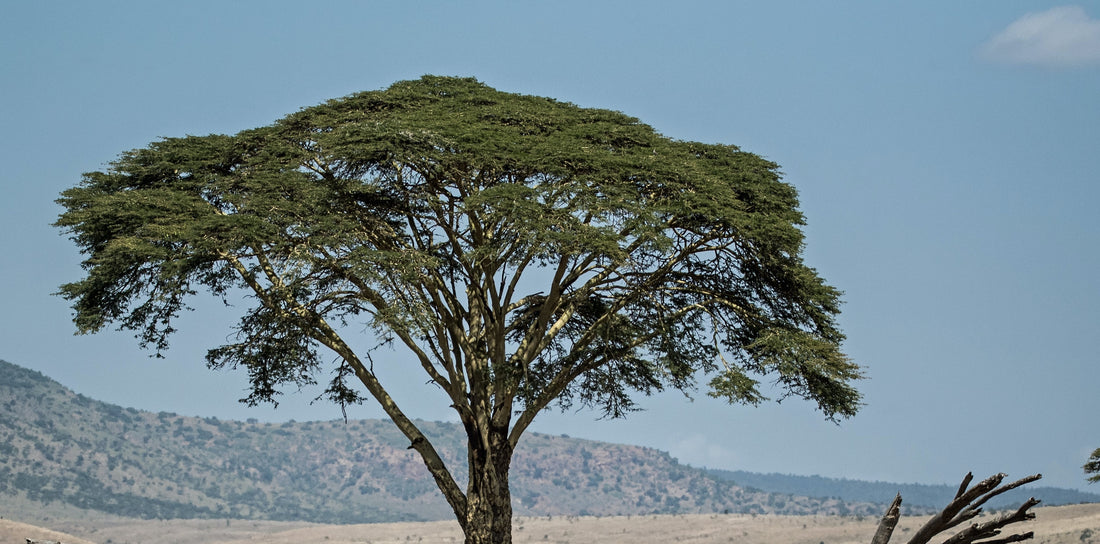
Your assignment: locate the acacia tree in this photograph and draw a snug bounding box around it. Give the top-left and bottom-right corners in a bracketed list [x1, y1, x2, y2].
[56, 76, 862, 544]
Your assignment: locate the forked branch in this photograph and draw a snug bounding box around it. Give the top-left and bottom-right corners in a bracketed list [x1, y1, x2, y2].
[871, 472, 1041, 544]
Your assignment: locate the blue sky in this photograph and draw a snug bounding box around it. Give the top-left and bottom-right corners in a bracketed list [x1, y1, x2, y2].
[2, 2, 1098, 493]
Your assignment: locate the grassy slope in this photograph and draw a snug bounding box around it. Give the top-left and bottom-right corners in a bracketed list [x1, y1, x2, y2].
[0, 359, 872, 524]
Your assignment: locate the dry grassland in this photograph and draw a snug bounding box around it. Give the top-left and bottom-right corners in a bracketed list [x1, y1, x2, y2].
[0, 517, 98, 544]
[3, 504, 1097, 544]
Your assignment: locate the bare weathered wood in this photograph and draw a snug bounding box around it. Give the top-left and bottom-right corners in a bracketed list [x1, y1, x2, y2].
[966, 473, 1042, 514]
[940, 497, 1040, 544]
[973, 532, 1034, 544]
[871, 493, 903, 544]
[955, 472, 975, 499]
[869, 472, 1041, 544]
[908, 473, 1003, 544]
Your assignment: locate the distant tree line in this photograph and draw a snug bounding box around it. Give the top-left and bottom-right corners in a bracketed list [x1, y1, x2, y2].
[707, 469, 1100, 510]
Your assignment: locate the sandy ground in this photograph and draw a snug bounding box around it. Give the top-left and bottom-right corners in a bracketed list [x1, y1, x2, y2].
[4, 503, 1097, 544]
[210, 504, 1100, 544]
[0, 517, 98, 544]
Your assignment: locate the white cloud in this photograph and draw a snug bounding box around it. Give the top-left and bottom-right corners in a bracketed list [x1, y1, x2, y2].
[668, 433, 737, 468]
[980, 5, 1100, 67]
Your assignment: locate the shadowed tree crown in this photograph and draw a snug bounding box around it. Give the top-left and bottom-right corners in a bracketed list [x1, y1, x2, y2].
[56, 75, 862, 543]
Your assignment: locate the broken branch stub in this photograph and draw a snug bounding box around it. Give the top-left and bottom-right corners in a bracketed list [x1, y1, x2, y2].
[871, 494, 904, 544]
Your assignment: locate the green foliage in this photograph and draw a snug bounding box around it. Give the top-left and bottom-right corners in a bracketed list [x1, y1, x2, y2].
[56, 76, 860, 420]
[1087, 448, 1100, 484]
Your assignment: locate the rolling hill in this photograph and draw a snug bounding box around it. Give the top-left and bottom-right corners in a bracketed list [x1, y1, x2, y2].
[0, 359, 873, 524]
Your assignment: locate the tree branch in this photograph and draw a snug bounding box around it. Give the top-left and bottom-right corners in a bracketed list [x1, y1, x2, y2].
[870, 472, 1041, 544]
[871, 494, 903, 544]
[216, 248, 470, 523]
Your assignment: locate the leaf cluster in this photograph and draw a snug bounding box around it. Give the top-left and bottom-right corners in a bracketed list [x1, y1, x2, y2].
[1086, 448, 1100, 484]
[56, 75, 862, 427]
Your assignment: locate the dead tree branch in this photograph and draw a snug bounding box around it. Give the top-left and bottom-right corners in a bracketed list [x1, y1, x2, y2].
[870, 472, 1041, 544]
[871, 494, 903, 544]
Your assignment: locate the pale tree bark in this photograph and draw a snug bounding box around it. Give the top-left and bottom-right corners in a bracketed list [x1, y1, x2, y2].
[871, 472, 1041, 544]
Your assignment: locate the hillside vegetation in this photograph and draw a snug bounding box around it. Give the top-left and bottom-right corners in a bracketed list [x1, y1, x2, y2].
[0, 360, 871, 524]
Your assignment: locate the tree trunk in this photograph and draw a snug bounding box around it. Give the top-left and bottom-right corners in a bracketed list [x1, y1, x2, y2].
[463, 425, 514, 544]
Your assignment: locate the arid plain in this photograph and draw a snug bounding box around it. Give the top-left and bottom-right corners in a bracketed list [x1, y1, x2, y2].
[4, 503, 1097, 544]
